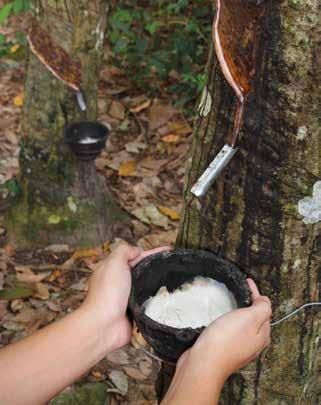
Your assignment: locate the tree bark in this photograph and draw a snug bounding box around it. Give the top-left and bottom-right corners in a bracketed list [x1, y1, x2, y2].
[6, 0, 126, 248]
[177, 1, 320, 404]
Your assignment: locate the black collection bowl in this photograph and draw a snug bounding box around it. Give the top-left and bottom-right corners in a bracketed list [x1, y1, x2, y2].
[64, 121, 109, 161]
[129, 249, 251, 364]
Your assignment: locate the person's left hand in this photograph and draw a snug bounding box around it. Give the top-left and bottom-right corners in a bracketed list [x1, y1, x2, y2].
[80, 242, 171, 351]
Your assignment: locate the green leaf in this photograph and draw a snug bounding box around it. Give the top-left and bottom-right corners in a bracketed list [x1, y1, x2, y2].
[0, 33, 5, 43]
[145, 21, 161, 35]
[0, 286, 34, 300]
[15, 31, 27, 45]
[22, 0, 29, 11]
[1, 179, 20, 194]
[50, 383, 109, 405]
[13, 0, 23, 14]
[0, 3, 13, 24]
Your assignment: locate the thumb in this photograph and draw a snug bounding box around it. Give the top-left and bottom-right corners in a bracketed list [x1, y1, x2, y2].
[129, 246, 173, 268]
[112, 243, 142, 262]
[251, 296, 272, 328]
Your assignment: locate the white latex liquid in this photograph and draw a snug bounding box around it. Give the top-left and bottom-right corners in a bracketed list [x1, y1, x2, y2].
[79, 137, 99, 144]
[144, 276, 237, 329]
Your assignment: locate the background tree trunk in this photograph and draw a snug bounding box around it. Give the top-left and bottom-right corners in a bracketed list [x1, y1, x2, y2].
[6, 0, 126, 248]
[177, 0, 320, 403]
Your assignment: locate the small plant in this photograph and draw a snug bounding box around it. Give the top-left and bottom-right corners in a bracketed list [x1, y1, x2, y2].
[0, 178, 20, 194]
[109, 0, 212, 112]
[0, 0, 29, 23]
[0, 0, 29, 57]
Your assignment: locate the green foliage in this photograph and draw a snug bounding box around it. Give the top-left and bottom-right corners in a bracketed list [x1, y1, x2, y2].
[0, 284, 34, 300]
[0, 178, 21, 196]
[0, 0, 29, 23]
[109, 0, 212, 111]
[0, 0, 29, 57]
[50, 383, 110, 405]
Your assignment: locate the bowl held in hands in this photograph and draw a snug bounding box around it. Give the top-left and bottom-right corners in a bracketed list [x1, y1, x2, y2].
[128, 249, 251, 363]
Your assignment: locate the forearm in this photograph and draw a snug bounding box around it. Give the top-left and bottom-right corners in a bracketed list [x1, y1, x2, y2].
[0, 307, 117, 405]
[162, 351, 225, 405]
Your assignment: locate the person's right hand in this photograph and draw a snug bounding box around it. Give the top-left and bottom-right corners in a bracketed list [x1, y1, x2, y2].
[190, 278, 272, 379]
[162, 279, 272, 405]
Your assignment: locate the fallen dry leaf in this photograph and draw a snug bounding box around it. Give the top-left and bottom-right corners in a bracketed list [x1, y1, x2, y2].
[138, 358, 153, 377]
[0, 301, 7, 319]
[149, 101, 177, 130]
[132, 205, 169, 229]
[108, 370, 128, 396]
[15, 266, 50, 284]
[106, 349, 130, 365]
[72, 248, 102, 260]
[123, 366, 146, 381]
[119, 160, 137, 176]
[137, 230, 177, 249]
[13, 93, 24, 107]
[133, 182, 154, 200]
[10, 44, 20, 53]
[139, 158, 167, 171]
[105, 150, 132, 171]
[62, 247, 102, 269]
[167, 121, 192, 135]
[70, 277, 88, 292]
[0, 256, 8, 273]
[44, 244, 70, 253]
[33, 283, 50, 300]
[161, 134, 181, 144]
[130, 99, 151, 113]
[108, 100, 126, 120]
[0, 272, 4, 290]
[102, 240, 111, 253]
[10, 299, 24, 313]
[4, 243, 15, 256]
[125, 141, 147, 154]
[132, 323, 148, 349]
[48, 269, 62, 282]
[46, 301, 61, 312]
[157, 205, 180, 220]
[92, 371, 103, 379]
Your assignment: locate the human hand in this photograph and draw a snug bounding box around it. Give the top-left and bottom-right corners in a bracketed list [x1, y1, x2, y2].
[189, 278, 272, 379]
[80, 242, 171, 351]
[162, 279, 271, 405]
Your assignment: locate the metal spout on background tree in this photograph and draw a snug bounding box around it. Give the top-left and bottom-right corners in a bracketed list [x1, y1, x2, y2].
[191, 0, 265, 197]
[27, 19, 87, 112]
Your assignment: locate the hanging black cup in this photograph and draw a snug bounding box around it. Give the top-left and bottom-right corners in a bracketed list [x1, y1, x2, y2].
[64, 121, 109, 161]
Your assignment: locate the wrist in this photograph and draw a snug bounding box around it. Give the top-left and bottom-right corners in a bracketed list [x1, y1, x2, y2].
[189, 343, 229, 385]
[163, 349, 226, 405]
[77, 304, 130, 355]
[76, 306, 118, 357]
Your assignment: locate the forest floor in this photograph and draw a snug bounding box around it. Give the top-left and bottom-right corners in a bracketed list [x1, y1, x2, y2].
[0, 10, 196, 405]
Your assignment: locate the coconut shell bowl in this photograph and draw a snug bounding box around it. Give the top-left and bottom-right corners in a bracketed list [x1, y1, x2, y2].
[128, 249, 251, 364]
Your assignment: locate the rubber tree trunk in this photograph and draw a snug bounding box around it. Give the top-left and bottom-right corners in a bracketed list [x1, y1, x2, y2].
[177, 1, 320, 404]
[7, 0, 125, 248]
